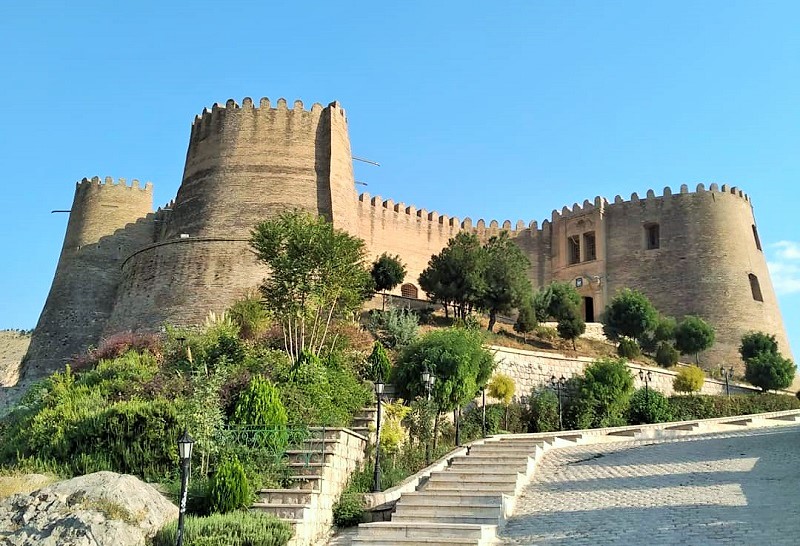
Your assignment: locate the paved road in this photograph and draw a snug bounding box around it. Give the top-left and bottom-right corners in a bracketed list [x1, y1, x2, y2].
[502, 426, 800, 545]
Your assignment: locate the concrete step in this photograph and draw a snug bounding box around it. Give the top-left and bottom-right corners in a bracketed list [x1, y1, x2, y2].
[285, 450, 335, 465]
[257, 488, 316, 504]
[287, 462, 328, 476]
[450, 458, 529, 467]
[399, 492, 504, 506]
[357, 522, 497, 541]
[467, 445, 543, 454]
[665, 423, 700, 431]
[769, 414, 800, 422]
[352, 536, 482, 546]
[395, 504, 502, 519]
[430, 471, 520, 483]
[251, 502, 311, 519]
[391, 513, 501, 525]
[285, 474, 322, 490]
[424, 482, 517, 493]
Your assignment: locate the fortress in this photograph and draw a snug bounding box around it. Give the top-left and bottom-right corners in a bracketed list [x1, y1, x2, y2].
[22, 97, 791, 380]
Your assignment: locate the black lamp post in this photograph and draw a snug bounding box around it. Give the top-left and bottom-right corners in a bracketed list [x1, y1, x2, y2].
[720, 366, 734, 397]
[422, 368, 435, 465]
[639, 370, 652, 409]
[176, 429, 194, 546]
[372, 378, 385, 493]
[550, 375, 566, 431]
[481, 386, 487, 438]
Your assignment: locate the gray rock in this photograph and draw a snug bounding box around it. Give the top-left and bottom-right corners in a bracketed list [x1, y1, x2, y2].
[0, 471, 178, 546]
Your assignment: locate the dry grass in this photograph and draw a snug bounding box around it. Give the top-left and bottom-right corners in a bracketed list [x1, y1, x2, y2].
[0, 472, 55, 499]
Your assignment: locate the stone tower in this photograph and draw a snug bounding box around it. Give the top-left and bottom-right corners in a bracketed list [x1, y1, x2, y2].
[23, 178, 153, 379]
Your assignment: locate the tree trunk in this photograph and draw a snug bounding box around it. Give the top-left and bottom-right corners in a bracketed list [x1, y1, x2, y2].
[487, 311, 496, 332]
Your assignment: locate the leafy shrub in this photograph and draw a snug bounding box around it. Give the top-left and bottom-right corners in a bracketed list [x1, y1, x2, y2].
[674, 316, 715, 364]
[617, 338, 641, 359]
[154, 511, 292, 546]
[208, 456, 252, 514]
[332, 491, 365, 527]
[533, 325, 558, 342]
[461, 403, 525, 439]
[380, 399, 413, 455]
[230, 376, 288, 453]
[569, 358, 634, 428]
[416, 306, 436, 325]
[627, 388, 672, 424]
[673, 365, 705, 394]
[557, 311, 585, 349]
[524, 388, 560, 432]
[227, 293, 270, 340]
[366, 308, 419, 349]
[365, 341, 392, 383]
[72, 331, 162, 371]
[668, 393, 800, 420]
[487, 374, 515, 405]
[655, 342, 679, 368]
[739, 331, 779, 362]
[513, 299, 538, 339]
[744, 351, 796, 392]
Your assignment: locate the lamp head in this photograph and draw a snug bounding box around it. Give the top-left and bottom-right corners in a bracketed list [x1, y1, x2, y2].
[375, 380, 385, 395]
[177, 428, 194, 461]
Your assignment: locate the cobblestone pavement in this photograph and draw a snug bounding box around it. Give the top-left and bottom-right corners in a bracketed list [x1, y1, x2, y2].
[502, 425, 800, 545]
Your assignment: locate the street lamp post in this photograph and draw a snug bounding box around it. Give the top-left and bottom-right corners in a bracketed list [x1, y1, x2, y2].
[176, 429, 195, 546]
[372, 378, 385, 493]
[481, 386, 487, 438]
[639, 370, 652, 410]
[720, 366, 734, 397]
[422, 369, 435, 465]
[550, 375, 566, 431]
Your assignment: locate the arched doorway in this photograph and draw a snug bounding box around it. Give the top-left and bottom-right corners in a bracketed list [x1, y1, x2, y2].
[583, 296, 595, 322]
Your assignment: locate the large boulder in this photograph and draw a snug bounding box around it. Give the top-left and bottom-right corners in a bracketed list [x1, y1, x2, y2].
[0, 471, 178, 546]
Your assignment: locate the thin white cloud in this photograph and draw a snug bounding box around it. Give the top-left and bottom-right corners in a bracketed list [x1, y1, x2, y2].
[768, 241, 800, 295]
[771, 241, 800, 261]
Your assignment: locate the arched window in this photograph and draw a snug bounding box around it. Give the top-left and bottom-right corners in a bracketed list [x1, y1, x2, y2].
[401, 283, 419, 299]
[749, 274, 763, 302]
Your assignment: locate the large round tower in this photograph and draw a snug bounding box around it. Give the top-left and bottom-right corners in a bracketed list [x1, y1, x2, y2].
[105, 98, 359, 333]
[23, 177, 154, 379]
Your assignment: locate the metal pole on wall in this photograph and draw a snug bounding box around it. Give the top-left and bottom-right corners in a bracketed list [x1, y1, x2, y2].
[176, 429, 194, 546]
[372, 380, 384, 493]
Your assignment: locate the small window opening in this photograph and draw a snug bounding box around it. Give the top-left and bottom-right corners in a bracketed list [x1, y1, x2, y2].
[645, 223, 660, 250]
[752, 225, 762, 251]
[568, 235, 581, 265]
[583, 232, 596, 261]
[749, 274, 763, 302]
[400, 283, 418, 299]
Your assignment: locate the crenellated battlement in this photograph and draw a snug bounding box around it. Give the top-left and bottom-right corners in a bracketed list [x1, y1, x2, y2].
[76, 176, 153, 193]
[189, 97, 346, 143]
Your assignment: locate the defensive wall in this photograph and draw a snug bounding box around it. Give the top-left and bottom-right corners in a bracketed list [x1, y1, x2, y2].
[22, 96, 791, 380]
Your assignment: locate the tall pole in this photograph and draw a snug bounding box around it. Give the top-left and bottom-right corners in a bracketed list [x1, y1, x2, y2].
[455, 408, 461, 447]
[481, 387, 487, 438]
[176, 456, 189, 546]
[372, 387, 383, 493]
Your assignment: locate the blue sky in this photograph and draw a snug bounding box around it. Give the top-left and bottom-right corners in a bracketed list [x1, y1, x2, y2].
[2, 1, 799, 359]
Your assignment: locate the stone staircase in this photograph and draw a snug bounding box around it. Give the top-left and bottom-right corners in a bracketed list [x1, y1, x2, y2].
[252, 426, 367, 546]
[352, 433, 583, 545]
[349, 407, 377, 439]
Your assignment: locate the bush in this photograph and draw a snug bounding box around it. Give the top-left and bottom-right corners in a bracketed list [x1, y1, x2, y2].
[153, 511, 292, 546]
[72, 331, 162, 372]
[627, 388, 672, 424]
[668, 393, 800, 421]
[365, 341, 392, 383]
[332, 491, 365, 527]
[524, 388, 560, 432]
[655, 342, 679, 368]
[208, 456, 252, 514]
[230, 375, 289, 454]
[366, 308, 419, 349]
[570, 358, 634, 428]
[557, 312, 585, 349]
[739, 331, 779, 362]
[617, 338, 641, 359]
[744, 352, 796, 392]
[227, 293, 270, 340]
[461, 403, 525, 438]
[602, 289, 658, 343]
[673, 366, 705, 394]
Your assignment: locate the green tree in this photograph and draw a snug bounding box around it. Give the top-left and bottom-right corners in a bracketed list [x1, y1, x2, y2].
[366, 341, 392, 383]
[250, 211, 372, 362]
[655, 342, 680, 367]
[572, 358, 634, 428]
[534, 281, 582, 322]
[557, 308, 586, 350]
[513, 297, 538, 341]
[487, 373, 516, 429]
[673, 365, 705, 394]
[477, 233, 532, 332]
[602, 288, 658, 345]
[745, 352, 796, 392]
[371, 253, 407, 310]
[627, 388, 672, 424]
[418, 232, 486, 319]
[674, 316, 715, 364]
[393, 328, 495, 448]
[739, 332, 779, 362]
